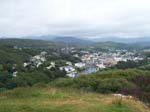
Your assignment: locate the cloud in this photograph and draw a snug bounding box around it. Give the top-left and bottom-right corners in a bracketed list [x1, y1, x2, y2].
[0, 0, 150, 38]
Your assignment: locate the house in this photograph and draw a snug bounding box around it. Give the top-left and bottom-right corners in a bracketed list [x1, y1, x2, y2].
[46, 62, 55, 69]
[59, 65, 77, 77]
[12, 71, 18, 77]
[29, 53, 47, 68]
[96, 63, 106, 69]
[104, 58, 117, 67]
[36, 62, 42, 67]
[66, 72, 78, 77]
[66, 61, 72, 66]
[73, 54, 79, 58]
[40, 51, 47, 56]
[75, 62, 85, 68]
[60, 66, 75, 72]
[23, 62, 29, 67]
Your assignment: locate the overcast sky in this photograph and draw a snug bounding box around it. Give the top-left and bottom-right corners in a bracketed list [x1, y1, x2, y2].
[0, 0, 150, 38]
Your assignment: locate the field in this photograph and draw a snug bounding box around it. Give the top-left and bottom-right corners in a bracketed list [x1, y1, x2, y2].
[0, 85, 149, 112]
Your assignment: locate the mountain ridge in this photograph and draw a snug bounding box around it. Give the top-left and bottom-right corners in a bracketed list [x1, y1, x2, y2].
[1, 35, 150, 44]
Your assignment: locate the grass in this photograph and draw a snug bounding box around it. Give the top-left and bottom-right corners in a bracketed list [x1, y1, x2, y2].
[0, 85, 149, 112]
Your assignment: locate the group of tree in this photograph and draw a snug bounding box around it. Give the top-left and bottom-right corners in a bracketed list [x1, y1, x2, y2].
[0, 45, 82, 90]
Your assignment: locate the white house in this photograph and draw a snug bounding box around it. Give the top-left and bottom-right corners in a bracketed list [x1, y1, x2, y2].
[75, 62, 85, 68]
[12, 71, 18, 77]
[96, 63, 106, 69]
[66, 61, 72, 66]
[23, 63, 29, 67]
[66, 72, 78, 77]
[59, 66, 77, 77]
[46, 62, 55, 69]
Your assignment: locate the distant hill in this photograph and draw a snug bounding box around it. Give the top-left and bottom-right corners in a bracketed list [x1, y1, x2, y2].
[52, 36, 91, 43]
[133, 41, 150, 47]
[91, 41, 128, 51]
[25, 36, 150, 49]
[2, 35, 150, 44]
[23, 35, 55, 41]
[91, 41, 150, 51]
[24, 35, 92, 44]
[91, 37, 150, 43]
[1, 37, 149, 51]
[0, 38, 55, 49]
[0, 38, 90, 49]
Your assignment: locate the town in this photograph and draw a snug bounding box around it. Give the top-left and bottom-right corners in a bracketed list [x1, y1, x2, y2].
[18, 47, 144, 78]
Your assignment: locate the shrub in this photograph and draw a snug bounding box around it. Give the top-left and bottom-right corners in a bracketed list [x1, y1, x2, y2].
[96, 78, 134, 93]
[50, 78, 74, 87]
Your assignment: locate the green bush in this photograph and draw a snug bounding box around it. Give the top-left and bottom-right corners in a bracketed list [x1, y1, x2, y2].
[51, 69, 150, 94]
[50, 78, 74, 87]
[72, 75, 100, 91]
[96, 78, 134, 93]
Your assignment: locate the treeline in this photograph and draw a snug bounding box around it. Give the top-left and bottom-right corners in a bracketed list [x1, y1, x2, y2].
[51, 69, 150, 104]
[113, 59, 150, 70]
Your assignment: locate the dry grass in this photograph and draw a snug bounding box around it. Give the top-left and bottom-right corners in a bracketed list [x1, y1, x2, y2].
[0, 86, 149, 112]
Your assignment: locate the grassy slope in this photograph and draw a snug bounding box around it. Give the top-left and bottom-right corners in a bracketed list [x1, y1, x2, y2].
[0, 85, 149, 112]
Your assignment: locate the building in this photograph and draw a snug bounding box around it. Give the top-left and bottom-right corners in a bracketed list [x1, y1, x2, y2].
[75, 62, 85, 68]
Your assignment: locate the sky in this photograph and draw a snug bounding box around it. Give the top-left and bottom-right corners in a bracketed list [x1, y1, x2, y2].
[0, 0, 150, 38]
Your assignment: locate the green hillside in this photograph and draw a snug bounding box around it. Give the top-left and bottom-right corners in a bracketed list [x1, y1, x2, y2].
[0, 38, 55, 49]
[0, 85, 149, 112]
[0, 46, 36, 64]
[0, 38, 89, 49]
[91, 42, 128, 51]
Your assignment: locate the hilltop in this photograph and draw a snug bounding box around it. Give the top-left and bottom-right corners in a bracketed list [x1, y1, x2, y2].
[0, 85, 149, 112]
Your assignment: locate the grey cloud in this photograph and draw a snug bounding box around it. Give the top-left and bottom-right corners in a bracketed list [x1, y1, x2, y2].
[0, 0, 150, 38]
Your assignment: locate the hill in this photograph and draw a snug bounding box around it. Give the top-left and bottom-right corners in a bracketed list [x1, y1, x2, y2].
[24, 35, 92, 44]
[0, 46, 37, 64]
[91, 37, 150, 43]
[0, 85, 149, 112]
[0, 38, 55, 49]
[92, 41, 150, 51]
[52, 36, 92, 44]
[0, 38, 91, 49]
[91, 42, 128, 51]
[1, 37, 149, 51]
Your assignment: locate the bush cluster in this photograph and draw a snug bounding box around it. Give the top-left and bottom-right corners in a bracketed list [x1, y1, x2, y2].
[51, 69, 150, 103]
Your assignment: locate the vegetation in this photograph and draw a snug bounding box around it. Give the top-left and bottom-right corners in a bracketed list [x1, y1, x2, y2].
[113, 59, 150, 70]
[0, 46, 68, 90]
[0, 46, 36, 64]
[0, 39, 150, 111]
[51, 69, 150, 104]
[93, 42, 128, 51]
[0, 85, 149, 112]
[0, 38, 55, 49]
